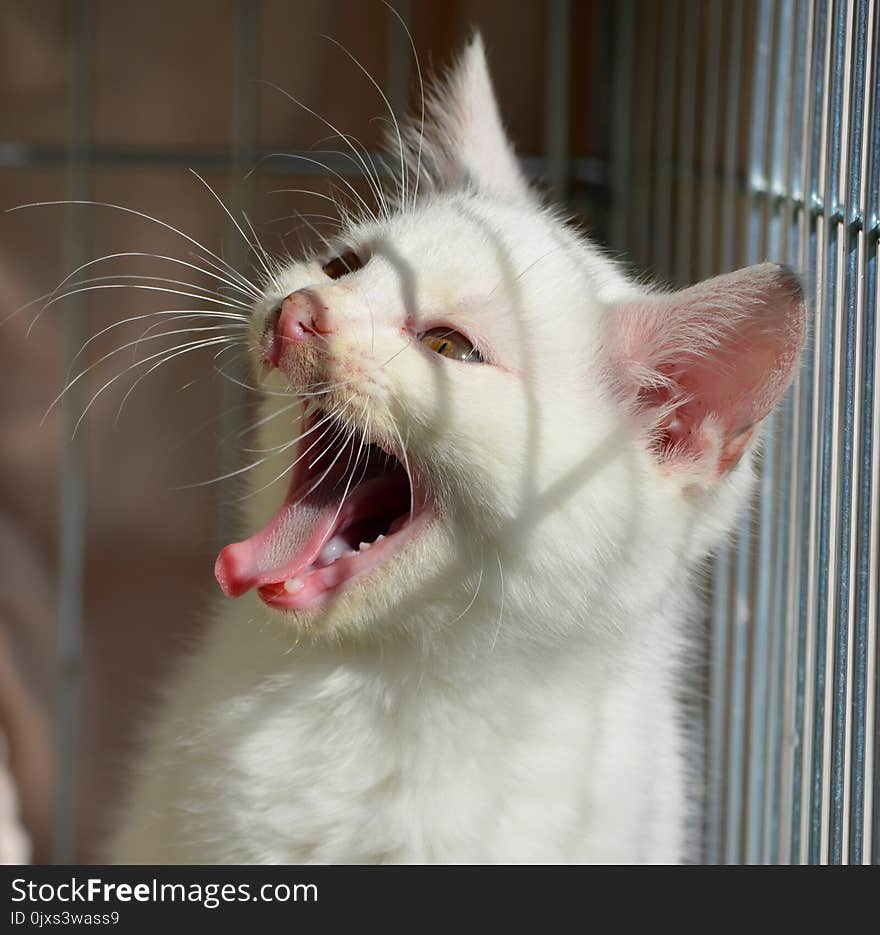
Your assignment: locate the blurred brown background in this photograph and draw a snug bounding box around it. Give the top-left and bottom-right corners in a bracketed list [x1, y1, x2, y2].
[0, 0, 612, 862]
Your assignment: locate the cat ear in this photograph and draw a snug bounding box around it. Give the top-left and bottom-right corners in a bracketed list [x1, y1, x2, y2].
[417, 33, 531, 201]
[604, 263, 807, 480]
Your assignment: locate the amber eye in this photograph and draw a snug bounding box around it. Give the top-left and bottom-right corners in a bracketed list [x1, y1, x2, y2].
[419, 327, 484, 363]
[322, 250, 364, 280]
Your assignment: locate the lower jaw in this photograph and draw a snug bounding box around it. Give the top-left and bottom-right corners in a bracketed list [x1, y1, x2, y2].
[256, 507, 435, 612]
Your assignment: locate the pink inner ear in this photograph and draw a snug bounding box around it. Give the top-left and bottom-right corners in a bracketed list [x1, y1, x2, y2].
[610, 264, 806, 478]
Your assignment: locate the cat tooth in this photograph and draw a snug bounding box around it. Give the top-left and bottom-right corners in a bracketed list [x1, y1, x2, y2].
[375, 534, 385, 542]
[283, 578, 304, 594]
[358, 541, 371, 552]
[318, 535, 349, 566]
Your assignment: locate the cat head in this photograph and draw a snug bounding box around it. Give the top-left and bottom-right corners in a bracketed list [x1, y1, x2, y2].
[215, 35, 806, 647]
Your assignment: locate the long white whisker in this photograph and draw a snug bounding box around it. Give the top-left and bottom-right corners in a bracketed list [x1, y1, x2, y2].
[240, 399, 356, 501]
[264, 187, 344, 209]
[389, 419, 414, 519]
[46, 327, 243, 422]
[381, 334, 417, 368]
[260, 81, 383, 220]
[383, 0, 425, 207]
[178, 405, 341, 491]
[188, 170, 276, 287]
[294, 421, 357, 503]
[490, 552, 506, 652]
[71, 274, 251, 309]
[66, 310, 246, 381]
[114, 334, 242, 424]
[8, 199, 258, 298]
[69, 335, 235, 437]
[28, 282, 251, 337]
[241, 404, 337, 454]
[323, 401, 370, 535]
[271, 212, 342, 227]
[5, 263, 249, 328]
[50, 251, 258, 305]
[277, 215, 344, 238]
[321, 35, 408, 211]
[129, 321, 245, 361]
[259, 152, 376, 222]
[191, 251, 261, 300]
[241, 209, 280, 291]
[290, 210, 336, 257]
[307, 415, 353, 470]
[230, 399, 301, 449]
[448, 540, 485, 626]
[303, 141, 388, 219]
[212, 362, 347, 399]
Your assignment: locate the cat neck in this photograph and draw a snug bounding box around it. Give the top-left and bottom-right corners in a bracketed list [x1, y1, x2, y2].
[217, 580, 688, 702]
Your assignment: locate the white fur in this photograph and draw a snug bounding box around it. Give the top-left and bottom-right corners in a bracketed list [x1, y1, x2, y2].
[106, 37, 802, 864]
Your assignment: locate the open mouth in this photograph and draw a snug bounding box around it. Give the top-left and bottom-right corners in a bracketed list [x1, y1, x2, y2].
[215, 410, 431, 611]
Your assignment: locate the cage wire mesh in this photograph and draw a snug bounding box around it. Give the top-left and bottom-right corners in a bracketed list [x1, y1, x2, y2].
[2, 0, 876, 864]
[611, 0, 879, 865]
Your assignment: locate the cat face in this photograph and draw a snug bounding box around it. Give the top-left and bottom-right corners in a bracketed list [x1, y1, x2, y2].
[215, 36, 805, 645]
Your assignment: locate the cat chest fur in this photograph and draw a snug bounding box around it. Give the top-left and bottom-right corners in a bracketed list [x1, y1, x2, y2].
[109, 607, 687, 864]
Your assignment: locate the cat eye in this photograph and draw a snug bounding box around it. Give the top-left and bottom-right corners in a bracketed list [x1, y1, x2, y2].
[322, 250, 364, 280]
[419, 327, 484, 363]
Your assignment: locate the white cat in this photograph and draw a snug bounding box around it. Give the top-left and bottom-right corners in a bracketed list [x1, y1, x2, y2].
[107, 35, 805, 864]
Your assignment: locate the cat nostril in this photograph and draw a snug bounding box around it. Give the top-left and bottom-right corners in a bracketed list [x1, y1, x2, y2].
[265, 305, 282, 335]
[275, 290, 334, 344]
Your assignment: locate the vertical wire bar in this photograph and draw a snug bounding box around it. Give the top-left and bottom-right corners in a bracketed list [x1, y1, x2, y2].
[728, 1, 770, 843]
[699, 0, 724, 864]
[720, 1, 745, 275]
[743, 0, 776, 866]
[761, 0, 798, 862]
[708, 0, 745, 864]
[53, 0, 94, 864]
[846, 0, 875, 865]
[796, 0, 827, 865]
[217, 0, 260, 549]
[664, 1, 700, 852]
[651, 0, 678, 278]
[800, 0, 833, 863]
[386, 0, 412, 120]
[872, 277, 880, 864]
[812, 0, 847, 864]
[633, 3, 659, 270]
[870, 230, 880, 867]
[726, 514, 753, 863]
[708, 544, 731, 863]
[609, 0, 634, 254]
[773, 0, 809, 864]
[697, 0, 721, 281]
[674, 0, 698, 287]
[831, 0, 867, 865]
[544, 0, 572, 200]
[862, 0, 880, 867]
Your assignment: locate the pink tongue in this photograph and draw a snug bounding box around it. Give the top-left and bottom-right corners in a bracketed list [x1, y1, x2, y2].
[215, 491, 338, 598]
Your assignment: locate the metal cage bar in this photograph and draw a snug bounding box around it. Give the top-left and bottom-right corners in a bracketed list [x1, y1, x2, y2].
[612, 0, 879, 865]
[53, 0, 94, 865]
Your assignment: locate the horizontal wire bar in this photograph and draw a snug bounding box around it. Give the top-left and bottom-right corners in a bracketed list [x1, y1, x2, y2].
[0, 143, 609, 190]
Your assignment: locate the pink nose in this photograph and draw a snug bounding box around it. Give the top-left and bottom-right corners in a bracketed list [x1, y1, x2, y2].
[264, 290, 333, 367]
